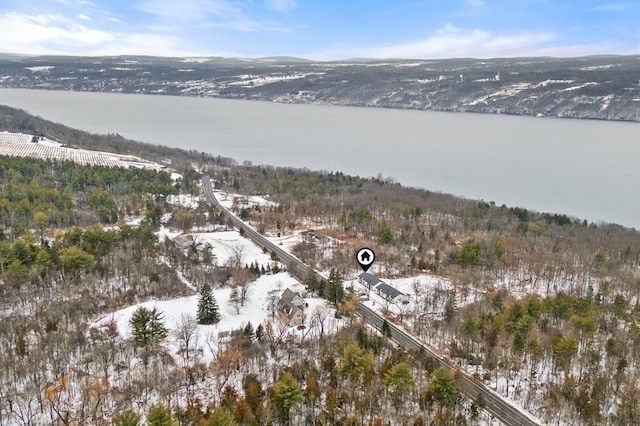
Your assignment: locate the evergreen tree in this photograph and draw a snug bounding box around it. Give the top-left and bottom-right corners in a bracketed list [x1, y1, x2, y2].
[243, 322, 255, 341]
[255, 323, 264, 342]
[306, 270, 320, 295]
[243, 373, 265, 417]
[197, 282, 220, 325]
[273, 372, 302, 425]
[420, 368, 460, 411]
[146, 404, 178, 426]
[112, 409, 141, 426]
[203, 409, 238, 426]
[324, 268, 345, 305]
[381, 319, 393, 338]
[384, 362, 415, 408]
[129, 306, 168, 350]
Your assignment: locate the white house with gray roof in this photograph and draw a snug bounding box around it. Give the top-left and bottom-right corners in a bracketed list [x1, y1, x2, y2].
[358, 272, 407, 303]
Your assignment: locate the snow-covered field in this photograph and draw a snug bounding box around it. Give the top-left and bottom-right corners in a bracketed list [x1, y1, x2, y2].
[96, 206, 338, 365]
[193, 230, 274, 267]
[0, 131, 164, 169]
[212, 189, 277, 210]
[92, 271, 330, 363]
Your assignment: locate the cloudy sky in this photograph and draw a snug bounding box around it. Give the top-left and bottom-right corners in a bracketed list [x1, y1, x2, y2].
[1, 0, 638, 59]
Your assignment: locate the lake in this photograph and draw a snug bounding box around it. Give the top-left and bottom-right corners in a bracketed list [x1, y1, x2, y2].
[1, 88, 639, 228]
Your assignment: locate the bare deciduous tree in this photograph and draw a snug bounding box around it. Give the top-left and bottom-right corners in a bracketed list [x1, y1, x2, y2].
[175, 314, 199, 364]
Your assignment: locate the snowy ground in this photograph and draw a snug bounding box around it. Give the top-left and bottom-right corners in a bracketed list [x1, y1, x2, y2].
[92, 271, 330, 363]
[166, 193, 199, 209]
[95, 208, 334, 365]
[0, 131, 165, 169]
[103, 187, 540, 423]
[212, 189, 277, 210]
[191, 230, 274, 268]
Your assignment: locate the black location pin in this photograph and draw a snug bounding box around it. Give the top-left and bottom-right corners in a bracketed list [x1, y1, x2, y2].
[356, 247, 375, 273]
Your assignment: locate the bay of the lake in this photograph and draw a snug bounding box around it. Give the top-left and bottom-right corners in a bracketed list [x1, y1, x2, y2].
[1, 88, 639, 228]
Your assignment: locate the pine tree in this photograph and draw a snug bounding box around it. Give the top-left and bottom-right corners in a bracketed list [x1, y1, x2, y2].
[112, 409, 141, 426]
[129, 306, 168, 349]
[146, 404, 178, 426]
[273, 372, 302, 424]
[325, 268, 345, 305]
[255, 323, 264, 342]
[306, 270, 320, 295]
[197, 282, 220, 325]
[243, 322, 255, 341]
[381, 319, 392, 338]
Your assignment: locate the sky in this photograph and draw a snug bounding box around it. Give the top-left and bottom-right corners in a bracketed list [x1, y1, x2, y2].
[0, 0, 638, 60]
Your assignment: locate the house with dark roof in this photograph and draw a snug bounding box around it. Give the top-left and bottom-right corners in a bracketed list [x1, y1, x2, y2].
[277, 288, 306, 326]
[358, 273, 407, 303]
[374, 282, 406, 303]
[280, 288, 305, 307]
[358, 272, 383, 287]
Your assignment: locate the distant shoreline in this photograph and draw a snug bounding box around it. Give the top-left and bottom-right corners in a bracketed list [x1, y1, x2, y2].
[1, 87, 639, 229]
[2, 54, 640, 122]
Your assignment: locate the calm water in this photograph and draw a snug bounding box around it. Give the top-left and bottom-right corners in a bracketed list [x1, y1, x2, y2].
[1, 88, 639, 228]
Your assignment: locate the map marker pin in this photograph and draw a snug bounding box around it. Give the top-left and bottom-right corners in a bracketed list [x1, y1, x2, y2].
[356, 247, 375, 273]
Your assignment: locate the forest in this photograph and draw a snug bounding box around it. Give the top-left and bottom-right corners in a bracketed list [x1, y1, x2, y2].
[1, 105, 640, 425]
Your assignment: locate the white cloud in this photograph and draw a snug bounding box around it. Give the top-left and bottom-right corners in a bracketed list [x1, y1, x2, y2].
[264, 0, 297, 12]
[77, 13, 91, 20]
[135, 0, 292, 32]
[467, 0, 485, 7]
[0, 11, 181, 56]
[0, 13, 113, 47]
[305, 24, 634, 61]
[351, 24, 557, 59]
[136, 0, 239, 22]
[592, 3, 635, 12]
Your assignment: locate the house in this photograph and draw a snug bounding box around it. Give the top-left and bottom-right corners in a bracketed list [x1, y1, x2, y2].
[301, 230, 328, 244]
[374, 282, 407, 303]
[277, 288, 306, 326]
[358, 273, 407, 303]
[358, 272, 383, 288]
[280, 288, 305, 307]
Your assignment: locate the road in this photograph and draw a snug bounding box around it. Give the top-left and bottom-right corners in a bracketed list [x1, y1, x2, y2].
[201, 177, 541, 426]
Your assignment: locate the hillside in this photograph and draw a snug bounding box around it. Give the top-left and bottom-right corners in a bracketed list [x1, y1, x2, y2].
[2, 107, 640, 425]
[1, 54, 640, 122]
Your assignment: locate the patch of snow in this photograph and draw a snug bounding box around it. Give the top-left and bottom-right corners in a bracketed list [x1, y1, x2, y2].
[580, 64, 620, 71]
[182, 57, 211, 63]
[213, 189, 277, 210]
[225, 72, 325, 88]
[92, 272, 329, 363]
[533, 79, 574, 88]
[156, 223, 180, 239]
[600, 94, 614, 111]
[166, 194, 200, 210]
[195, 230, 273, 267]
[560, 82, 598, 91]
[0, 131, 165, 169]
[25, 66, 54, 72]
[394, 62, 425, 67]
